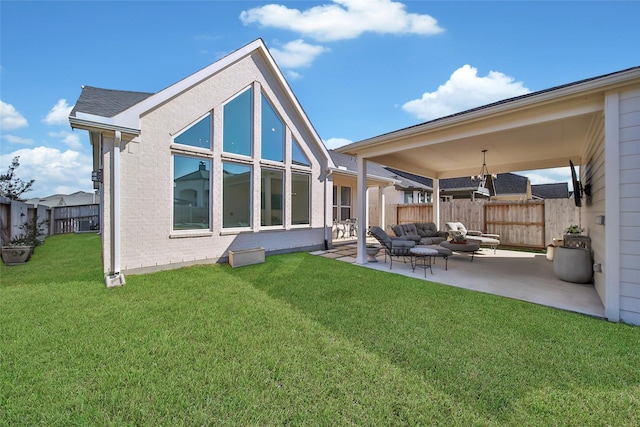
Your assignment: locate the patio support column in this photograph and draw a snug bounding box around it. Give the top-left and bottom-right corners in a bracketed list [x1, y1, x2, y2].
[379, 186, 386, 228]
[356, 156, 368, 264]
[433, 178, 440, 229]
[604, 92, 620, 322]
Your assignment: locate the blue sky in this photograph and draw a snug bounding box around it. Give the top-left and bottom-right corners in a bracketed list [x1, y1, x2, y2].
[1, 0, 639, 198]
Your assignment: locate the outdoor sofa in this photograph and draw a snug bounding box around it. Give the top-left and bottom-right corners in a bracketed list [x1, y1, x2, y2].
[390, 222, 449, 245]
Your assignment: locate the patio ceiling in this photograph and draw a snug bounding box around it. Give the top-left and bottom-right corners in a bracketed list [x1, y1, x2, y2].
[337, 68, 640, 179]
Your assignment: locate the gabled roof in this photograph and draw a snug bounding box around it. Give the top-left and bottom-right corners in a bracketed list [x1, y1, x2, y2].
[70, 86, 153, 118]
[69, 39, 334, 168]
[532, 182, 569, 199]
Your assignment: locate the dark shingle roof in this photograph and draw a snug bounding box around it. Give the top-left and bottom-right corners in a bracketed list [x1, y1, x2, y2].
[494, 173, 529, 194]
[70, 86, 154, 118]
[532, 183, 569, 199]
[329, 151, 536, 196]
[329, 151, 430, 190]
[384, 167, 433, 188]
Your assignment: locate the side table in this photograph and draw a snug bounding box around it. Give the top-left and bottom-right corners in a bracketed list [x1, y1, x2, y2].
[410, 247, 438, 276]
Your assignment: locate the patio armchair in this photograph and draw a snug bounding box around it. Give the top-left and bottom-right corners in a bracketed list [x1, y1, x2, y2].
[369, 226, 416, 269]
[445, 222, 500, 252]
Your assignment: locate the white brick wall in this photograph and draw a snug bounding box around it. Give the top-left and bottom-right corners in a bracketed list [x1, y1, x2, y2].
[103, 51, 329, 274]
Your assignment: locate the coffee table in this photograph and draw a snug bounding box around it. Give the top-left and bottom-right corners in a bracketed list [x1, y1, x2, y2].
[409, 247, 438, 276]
[440, 241, 480, 262]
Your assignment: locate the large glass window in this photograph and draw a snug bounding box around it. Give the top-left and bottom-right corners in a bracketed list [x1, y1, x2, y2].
[173, 156, 210, 230]
[261, 94, 284, 162]
[340, 186, 352, 220]
[261, 169, 284, 226]
[292, 138, 310, 167]
[174, 115, 211, 149]
[291, 173, 310, 225]
[222, 162, 252, 228]
[223, 88, 252, 156]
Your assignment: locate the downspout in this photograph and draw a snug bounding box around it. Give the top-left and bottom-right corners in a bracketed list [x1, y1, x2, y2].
[106, 130, 125, 287]
[324, 167, 333, 250]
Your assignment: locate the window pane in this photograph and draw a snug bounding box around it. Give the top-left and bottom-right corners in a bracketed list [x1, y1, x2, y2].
[291, 173, 310, 225]
[261, 169, 284, 226]
[223, 162, 251, 228]
[173, 156, 210, 230]
[261, 94, 284, 162]
[174, 115, 211, 149]
[292, 138, 310, 167]
[341, 187, 351, 206]
[223, 89, 252, 156]
[332, 185, 337, 205]
[340, 207, 351, 220]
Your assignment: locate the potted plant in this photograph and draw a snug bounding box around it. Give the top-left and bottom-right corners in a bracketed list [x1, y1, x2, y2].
[366, 244, 381, 262]
[1, 218, 47, 265]
[451, 232, 467, 244]
[564, 224, 583, 235]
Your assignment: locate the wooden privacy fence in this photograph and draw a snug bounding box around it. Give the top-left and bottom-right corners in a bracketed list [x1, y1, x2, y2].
[396, 199, 580, 249]
[51, 204, 100, 235]
[0, 197, 100, 246]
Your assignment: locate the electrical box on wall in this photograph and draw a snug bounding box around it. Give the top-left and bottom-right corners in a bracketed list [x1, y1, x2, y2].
[596, 215, 605, 225]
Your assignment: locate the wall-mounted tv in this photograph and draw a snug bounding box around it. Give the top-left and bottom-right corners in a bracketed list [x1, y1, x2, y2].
[570, 160, 581, 207]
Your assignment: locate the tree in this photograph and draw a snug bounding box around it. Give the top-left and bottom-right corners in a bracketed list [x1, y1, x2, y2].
[0, 156, 35, 201]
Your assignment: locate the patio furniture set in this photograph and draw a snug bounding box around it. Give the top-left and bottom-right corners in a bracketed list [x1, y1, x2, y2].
[369, 222, 501, 277]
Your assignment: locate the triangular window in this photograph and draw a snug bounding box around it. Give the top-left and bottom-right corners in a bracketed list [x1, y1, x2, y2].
[292, 138, 310, 167]
[174, 114, 211, 149]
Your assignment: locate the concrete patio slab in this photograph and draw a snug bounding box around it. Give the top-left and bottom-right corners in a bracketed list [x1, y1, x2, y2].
[312, 244, 605, 319]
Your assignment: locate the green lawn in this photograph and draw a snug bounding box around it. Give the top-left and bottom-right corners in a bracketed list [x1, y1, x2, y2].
[1, 234, 639, 426]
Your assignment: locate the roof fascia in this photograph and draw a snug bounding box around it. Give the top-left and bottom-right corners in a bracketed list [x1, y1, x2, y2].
[111, 38, 334, 168]
[69, 112, 141, 136]
[340, 67, 640, 156]
[329, 168, 399, 186]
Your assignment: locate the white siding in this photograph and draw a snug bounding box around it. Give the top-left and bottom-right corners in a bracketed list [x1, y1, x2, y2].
[583, 112, 606, 304]
[618, 86, 640, 324]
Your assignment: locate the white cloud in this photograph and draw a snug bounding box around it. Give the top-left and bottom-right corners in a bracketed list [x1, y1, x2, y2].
[402, 65, 531, 121]
[0, 100, 28, 130]
[240, 0, 444, 42]
[48, 130, 83, 150]
[324, 137, 353, 149]
[518, 167, 573, 188]
[0, 147, 93, 198]
[2, 134, 34, 145]
[286, 70, 302, 80]
[44, 99, 73, 125]
[270, 39, 329, 69]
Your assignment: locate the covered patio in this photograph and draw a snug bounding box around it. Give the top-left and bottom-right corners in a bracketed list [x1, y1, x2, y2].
[337, 67, 640, 323]
[312, 243, 605, 319]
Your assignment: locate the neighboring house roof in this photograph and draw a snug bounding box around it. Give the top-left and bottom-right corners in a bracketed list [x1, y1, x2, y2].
[332, 154, 533, 197]
[328, 151, 398, 186]
[494, 173, 529, 195]
[532, 183, 569, 199]
[27, 191, 97, 207]
[383, 167, 433, 190]
[70, 86, 154, 118]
